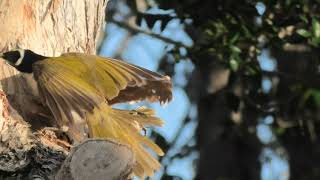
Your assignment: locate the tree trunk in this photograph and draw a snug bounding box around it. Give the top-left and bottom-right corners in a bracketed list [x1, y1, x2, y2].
[0, 1, 135, 179]
[189, 60, 262, 180]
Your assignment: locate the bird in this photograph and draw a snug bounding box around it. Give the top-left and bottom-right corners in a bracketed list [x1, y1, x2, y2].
[0, 49, 172, 178]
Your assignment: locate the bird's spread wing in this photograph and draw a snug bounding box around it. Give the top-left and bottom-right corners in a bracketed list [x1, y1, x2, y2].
[32, 53, 172, 137]
[33, 58, 103, 140]
[61, 53, 172, 105]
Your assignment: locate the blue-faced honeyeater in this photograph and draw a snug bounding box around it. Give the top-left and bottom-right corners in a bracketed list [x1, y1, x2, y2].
[0, 49, 172, 178]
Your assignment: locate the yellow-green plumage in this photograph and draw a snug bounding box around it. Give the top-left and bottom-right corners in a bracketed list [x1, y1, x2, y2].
[31, 53, 172, 178]
[88, 104, 164, 177]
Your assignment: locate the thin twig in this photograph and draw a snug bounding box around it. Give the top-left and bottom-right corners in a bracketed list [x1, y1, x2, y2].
[110, 18, 191, 49]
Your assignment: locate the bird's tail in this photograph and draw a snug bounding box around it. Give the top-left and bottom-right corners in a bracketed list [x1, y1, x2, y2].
[86, 102, 164, 178]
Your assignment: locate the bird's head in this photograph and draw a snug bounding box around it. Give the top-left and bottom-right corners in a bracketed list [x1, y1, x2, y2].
[0, 49, 26, 67]
[0, 49, 47, 73]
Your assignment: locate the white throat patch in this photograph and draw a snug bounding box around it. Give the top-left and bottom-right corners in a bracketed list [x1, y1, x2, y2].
[15, 49, 25, 66]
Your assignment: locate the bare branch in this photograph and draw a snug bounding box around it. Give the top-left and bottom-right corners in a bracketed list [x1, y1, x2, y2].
[110, 18, 191, 49]
[56, 139, 135, 180]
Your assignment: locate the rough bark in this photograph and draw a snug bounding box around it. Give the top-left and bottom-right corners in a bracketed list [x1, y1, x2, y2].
[0, 1, 135, 179]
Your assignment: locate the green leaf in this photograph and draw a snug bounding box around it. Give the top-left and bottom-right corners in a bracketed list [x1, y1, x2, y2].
[205, 29, 214, 36]
[230, 59, 239, 71]
[306, 89, 320, 106]
[229, 33, 240, 44]
[230, 45, 242, 53]
[241, 24, 253, 38]
[299, 15, 309, 23]
[313, 94, 320, 106]
[245, 66, 257, 75]
[310, 37, 320, 46]
[296, 29, 311, 38]
[312, 18, 320, 39]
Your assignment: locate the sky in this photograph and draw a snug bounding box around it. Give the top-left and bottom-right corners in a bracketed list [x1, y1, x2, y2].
[100, 5, 196, 179]
[256, 3, 290, 179]
[99, 2, 290, 180]
[257, 50, 290, 180]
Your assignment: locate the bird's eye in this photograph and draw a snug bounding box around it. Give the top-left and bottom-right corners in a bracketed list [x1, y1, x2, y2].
[2, 51, 21, 65]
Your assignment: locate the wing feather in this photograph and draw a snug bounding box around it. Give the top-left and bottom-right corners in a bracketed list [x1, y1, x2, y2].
[69, 53, 173, 104]
[105, 59, 172, 104]
[33, 60, 102, 139]
[33, 53, 172, 139]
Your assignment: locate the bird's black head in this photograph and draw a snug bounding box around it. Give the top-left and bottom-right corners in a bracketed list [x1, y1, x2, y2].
[0, 49, 47, 73]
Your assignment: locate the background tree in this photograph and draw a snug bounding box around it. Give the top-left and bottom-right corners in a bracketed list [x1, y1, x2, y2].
[103, 0, 320, 179]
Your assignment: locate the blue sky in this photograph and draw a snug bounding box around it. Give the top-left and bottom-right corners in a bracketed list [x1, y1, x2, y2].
[99, 2, 290, 180]
[100, 8, 196, 179]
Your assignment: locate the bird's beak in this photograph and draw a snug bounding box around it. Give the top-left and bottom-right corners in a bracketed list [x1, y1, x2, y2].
[0, 53, 7, 65]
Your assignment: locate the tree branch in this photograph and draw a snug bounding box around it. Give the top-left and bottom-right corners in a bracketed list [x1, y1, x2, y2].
[56, 139, 135, 180]
[110, 18, 191, 49]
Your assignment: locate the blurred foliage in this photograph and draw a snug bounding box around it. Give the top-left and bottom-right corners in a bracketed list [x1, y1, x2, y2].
[108, 0, 320, 179]
[150, 0, 320, 119]
[153, 0, 320, 75]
